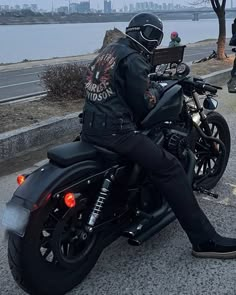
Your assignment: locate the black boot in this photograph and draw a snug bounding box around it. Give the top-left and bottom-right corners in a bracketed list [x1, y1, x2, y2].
[227, 77, 236, 93]
[192, 235, 236, 259]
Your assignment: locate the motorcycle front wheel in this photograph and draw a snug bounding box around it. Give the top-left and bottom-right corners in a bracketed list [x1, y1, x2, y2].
[191, 111, 231, 190]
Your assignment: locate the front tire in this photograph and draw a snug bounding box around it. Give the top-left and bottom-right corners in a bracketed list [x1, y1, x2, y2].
[8, 198, 104, 295]
[191, 111, 231, 189]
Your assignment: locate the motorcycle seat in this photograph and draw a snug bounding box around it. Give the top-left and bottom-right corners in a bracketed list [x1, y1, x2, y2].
[47, 141, 120, 167]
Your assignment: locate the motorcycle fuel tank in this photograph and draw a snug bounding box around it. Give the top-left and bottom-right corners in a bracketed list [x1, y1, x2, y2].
[141, 84, 184, 129]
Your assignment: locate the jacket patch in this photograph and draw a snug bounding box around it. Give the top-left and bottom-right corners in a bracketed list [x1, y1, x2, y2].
[86, 50, 117, 102]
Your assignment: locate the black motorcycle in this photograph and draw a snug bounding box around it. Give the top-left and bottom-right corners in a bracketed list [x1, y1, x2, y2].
[3, 47, 230, 295]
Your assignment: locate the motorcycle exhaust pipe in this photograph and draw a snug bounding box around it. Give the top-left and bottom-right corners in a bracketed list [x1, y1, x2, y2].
[123, 202, 170, 239]
[128, 211, 176, 246]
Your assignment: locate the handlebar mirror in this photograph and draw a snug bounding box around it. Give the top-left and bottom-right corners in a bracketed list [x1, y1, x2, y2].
[203, 97, 218, 110]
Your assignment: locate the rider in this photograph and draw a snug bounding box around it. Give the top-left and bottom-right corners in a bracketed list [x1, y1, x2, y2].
[81, 12, 236, 258]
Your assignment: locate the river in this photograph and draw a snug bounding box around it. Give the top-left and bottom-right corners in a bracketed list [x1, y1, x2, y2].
[0, 18, 234, 63]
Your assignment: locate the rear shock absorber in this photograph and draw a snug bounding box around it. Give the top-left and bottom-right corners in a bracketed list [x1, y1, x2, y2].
[87, 168, 116, 230]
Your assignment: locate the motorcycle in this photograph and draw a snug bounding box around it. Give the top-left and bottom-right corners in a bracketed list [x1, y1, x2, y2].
[3, 46, 231, 295]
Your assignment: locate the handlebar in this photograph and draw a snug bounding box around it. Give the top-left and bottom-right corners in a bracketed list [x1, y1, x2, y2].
[201, 84, 218, 94]
[180, 78, 221, 95]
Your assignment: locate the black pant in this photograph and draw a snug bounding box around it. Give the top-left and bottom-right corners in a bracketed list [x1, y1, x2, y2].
[82, 131, 216, 245]
[232, 54, 236, 77]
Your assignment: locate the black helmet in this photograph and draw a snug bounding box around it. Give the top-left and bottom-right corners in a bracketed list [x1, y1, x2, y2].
[126, 13, 163, 54]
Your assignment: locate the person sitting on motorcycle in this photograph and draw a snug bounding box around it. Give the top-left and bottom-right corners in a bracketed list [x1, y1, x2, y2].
[81, 12, 236, 259]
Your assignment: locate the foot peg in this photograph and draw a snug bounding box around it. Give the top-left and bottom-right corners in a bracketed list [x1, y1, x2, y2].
[195, 186, 218, 199]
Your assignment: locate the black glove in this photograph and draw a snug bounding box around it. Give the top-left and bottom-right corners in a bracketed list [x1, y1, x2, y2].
[144, 82, 164, 110]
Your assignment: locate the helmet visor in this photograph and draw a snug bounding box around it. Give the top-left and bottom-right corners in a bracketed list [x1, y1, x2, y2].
[141, 24, 163, 45]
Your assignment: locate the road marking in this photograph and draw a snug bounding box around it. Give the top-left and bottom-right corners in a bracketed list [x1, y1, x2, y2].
[185, 52, 211, 57]
[15, 72, 41, 77]
[0, 80, 40, 89]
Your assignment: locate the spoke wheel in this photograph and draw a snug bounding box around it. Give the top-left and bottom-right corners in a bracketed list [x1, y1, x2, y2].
[8, 194, 104, 295]
[191, 112, 230, 189]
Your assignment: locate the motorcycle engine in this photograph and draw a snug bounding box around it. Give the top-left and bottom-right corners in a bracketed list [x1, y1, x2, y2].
[164, 126, 189, 160]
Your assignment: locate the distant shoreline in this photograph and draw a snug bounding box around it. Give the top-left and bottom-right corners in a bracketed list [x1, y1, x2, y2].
[0, 13, 231, 26]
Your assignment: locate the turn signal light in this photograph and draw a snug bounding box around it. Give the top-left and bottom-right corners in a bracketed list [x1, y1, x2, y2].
[64, 193, 76, 208]
[17, 175, 26, 186]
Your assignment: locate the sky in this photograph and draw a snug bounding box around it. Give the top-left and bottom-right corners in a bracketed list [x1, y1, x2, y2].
[0, 0, 203, 10]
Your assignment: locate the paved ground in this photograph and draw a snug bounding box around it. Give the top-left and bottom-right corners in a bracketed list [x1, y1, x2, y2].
[0, 86, 236, 294]
[0, 44, 232, 102]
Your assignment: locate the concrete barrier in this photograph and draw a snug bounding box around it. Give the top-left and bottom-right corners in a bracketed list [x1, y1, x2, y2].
[0, 67, 232, 161]
[0, 113, 81, 161]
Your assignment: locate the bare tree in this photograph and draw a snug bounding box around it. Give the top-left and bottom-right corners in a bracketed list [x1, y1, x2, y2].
[192, 0, 226, 59]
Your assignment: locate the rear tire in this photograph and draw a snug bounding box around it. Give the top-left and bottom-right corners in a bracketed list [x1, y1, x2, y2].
[8, 200, 104, 295]
[191, 111, 231, 189]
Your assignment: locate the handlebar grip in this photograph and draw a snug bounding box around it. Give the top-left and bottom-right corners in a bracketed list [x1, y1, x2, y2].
[202, 84, 217, 94]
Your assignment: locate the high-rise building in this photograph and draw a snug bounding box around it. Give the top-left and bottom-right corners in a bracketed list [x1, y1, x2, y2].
[69, 3, 79, 13]
[79, 1, 90, 13]
[124, 5, 128, 13]
[104, 0, 112, 13]
[129, 4, 135, 12]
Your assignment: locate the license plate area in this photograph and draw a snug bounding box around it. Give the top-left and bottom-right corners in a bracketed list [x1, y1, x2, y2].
[2, 202, 30, 237]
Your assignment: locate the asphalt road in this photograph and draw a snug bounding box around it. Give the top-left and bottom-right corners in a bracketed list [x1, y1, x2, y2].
[0, 86, 236, 294]
[0, 44, 232, 102]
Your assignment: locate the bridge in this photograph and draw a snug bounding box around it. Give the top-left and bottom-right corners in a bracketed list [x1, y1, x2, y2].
[157, 8, 236, 21]
[111, 8, 236, 21]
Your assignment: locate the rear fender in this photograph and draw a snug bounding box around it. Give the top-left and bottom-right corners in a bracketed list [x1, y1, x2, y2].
[9, 160, 105, 211]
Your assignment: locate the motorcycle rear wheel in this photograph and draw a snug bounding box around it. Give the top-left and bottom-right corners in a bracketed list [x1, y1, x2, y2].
[8, 197, 104, 295]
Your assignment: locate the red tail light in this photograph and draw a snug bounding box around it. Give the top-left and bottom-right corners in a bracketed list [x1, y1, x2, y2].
[17, 175, 26, 186]
[64, 193, 76, 208]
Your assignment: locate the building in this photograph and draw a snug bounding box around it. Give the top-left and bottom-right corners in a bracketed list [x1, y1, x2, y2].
[3, 5, 10, 11]
[129, 4, 135, 12]
[69, 2, 90, 14]
[104, 0, 112, 13]
[79, 1, 90, 13]
[69, 3, 79, 13]
[57, 6, 69, 14]
[14, 5, 21, 10]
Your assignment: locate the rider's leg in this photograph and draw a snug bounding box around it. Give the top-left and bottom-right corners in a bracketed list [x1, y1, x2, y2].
[228, 54, 236, 93]
[82, 131, 236, 258]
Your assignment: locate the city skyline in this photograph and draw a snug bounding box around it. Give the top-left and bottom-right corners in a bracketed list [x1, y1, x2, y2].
[0, 0, 210, 11]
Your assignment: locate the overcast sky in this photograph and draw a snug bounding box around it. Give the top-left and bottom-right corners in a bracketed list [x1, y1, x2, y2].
[0, 0, 212, 10]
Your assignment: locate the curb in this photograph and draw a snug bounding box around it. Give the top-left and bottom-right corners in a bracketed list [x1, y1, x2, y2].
[0, 113, 81, 161]
[202, 68, 232, 85]
[0, 67, 232, 161]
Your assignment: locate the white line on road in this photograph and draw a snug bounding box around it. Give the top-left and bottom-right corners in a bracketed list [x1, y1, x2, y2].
[0, 80, 40, 89]
[15, 72, 41, 77]
[185, 52, 210, 57]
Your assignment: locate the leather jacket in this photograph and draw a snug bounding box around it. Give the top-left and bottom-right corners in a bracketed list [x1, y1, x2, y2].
[82, 37, 162, 135]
